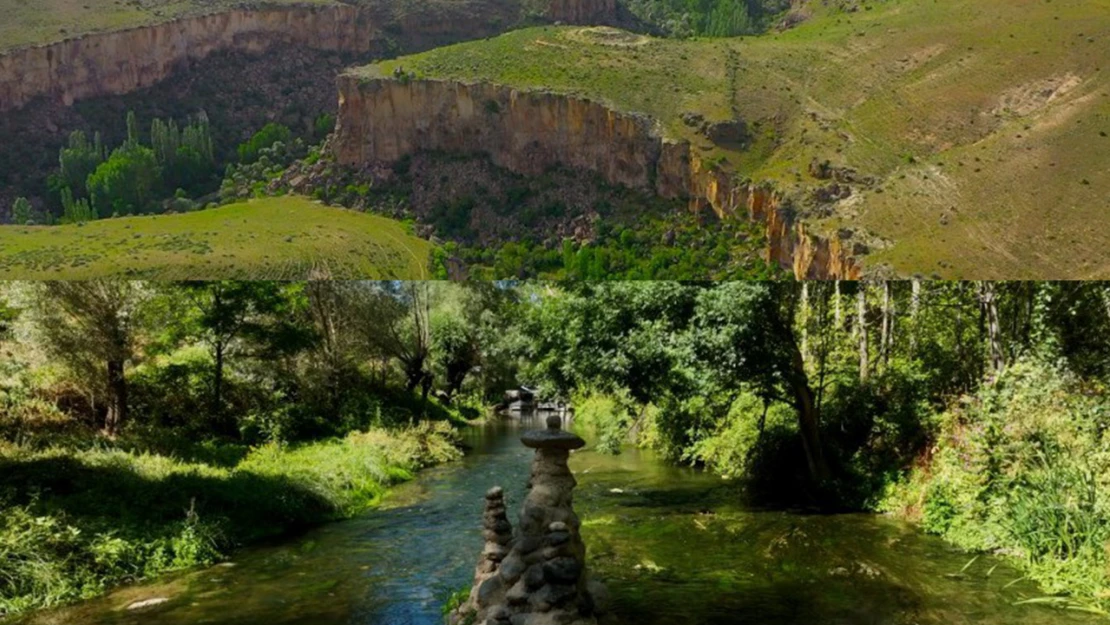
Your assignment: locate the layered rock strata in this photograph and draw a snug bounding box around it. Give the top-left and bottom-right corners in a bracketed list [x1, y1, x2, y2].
[451, 416, 602, 625]
[0, 0, 627, 113]
[333, 77, 862, 279]
[0, 5, 376, 112]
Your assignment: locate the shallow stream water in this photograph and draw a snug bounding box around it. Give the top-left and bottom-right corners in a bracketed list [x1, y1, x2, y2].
[17, 416, 1103, 625]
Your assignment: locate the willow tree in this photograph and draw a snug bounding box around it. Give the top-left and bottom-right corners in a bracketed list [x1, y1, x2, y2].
[34, 281, 144, 436]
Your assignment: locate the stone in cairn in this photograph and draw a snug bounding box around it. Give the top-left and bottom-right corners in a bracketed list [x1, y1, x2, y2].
[450, 415, 607, 625]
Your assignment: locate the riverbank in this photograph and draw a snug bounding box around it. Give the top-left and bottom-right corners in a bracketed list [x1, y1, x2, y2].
[0, 422, 463, 617]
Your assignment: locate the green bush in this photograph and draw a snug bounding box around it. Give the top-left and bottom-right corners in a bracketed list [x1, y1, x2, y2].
[881, 359, 1110, 608]
[0, 423, 461, 616]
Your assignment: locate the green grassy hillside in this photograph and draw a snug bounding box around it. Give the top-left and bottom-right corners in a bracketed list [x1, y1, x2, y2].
[362, 0, 1110, 278]
[0, 196, 434, 279]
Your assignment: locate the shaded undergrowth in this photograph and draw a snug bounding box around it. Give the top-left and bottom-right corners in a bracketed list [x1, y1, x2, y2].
[0, 423, 462, 617]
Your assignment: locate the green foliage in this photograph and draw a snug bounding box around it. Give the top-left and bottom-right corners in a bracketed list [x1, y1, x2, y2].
[87, 144, 161, 216]
[313, 113, 336, 138]
[881, 359, 1110, 609]
[10, 197, 33, 225]
[57, 131, 105, 199]
[0, 422, 461, 616]
[238, 123, 293, 165]
[58, 187, 97, 224]
[150, 115, 216, 196]
[571, 390, 639, 455]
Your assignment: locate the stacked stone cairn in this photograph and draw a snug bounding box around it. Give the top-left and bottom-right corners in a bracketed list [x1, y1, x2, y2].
[449, 415, 606, 625]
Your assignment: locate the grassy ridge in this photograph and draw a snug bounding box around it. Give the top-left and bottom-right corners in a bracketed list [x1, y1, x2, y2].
[362, 0, 1110, 278]
[0, 0, 339, 51]
[0, 423, 462, 616]
[0, 196, 434, 279]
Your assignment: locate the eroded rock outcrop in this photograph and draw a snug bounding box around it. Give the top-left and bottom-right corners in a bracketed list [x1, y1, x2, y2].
[0, 5, 377, 112]
[451, 416, 604, 625]
[333, 76, 863, 279]
[0, 0, 630, 114]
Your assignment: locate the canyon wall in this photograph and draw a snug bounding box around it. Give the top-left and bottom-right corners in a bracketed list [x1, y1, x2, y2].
[0, 0, 625, 114]
[333, 76, 862, 279]
[0, 5, 378, 112]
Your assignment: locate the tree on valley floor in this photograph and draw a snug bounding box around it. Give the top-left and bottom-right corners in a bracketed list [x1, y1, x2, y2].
[431, 309, 480, 401]
[87, 143, 161, 216]
[57, 130, 106, 199]
[33, 282, 145, 436]
[691, 282, 832, 483]
[10, 197, 32, 225]
[59, 186, 96, 223]
[353, 282, 435, 402]
[169, 282, 304, 436]
[151, 114, 216, 196]
[238, 123, 292, 164]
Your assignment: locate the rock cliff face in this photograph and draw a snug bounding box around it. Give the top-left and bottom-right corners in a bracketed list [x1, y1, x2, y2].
[0, 0, 625, 114]
[333, 76, 862, 279]
[0, 5, 376, 112]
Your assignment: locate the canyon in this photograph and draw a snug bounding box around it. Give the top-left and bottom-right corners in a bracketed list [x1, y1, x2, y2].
[332, 77, 861, 279]
[0, 0, 626, 113]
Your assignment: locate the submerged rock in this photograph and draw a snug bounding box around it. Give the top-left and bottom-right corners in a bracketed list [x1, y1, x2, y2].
[451, 416, 602, 625]
[126, 597, 169, 610]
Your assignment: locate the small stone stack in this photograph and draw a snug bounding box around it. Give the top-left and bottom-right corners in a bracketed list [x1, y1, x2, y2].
[450, 416, 605, 625]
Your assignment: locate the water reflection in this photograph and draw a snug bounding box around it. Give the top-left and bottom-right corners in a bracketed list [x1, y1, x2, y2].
[15, 414, 1100, 625]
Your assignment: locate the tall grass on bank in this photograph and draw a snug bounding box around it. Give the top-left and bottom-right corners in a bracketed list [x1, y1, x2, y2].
[880, 360, 1110, 611]
[0, 423, 461, 617]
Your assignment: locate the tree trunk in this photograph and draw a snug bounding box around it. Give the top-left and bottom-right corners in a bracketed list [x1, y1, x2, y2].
[910, 279, 921, 353]
[105, 359, 127, 437]
[800, 282, 810, 365]
[787, 339, 832, 483]
[980, 282, 1004, 379]
[834, 280, 842, 329]
[880, 281, 892, 370]
[858, 284, 869, 383]
[214, 343, 224, 417]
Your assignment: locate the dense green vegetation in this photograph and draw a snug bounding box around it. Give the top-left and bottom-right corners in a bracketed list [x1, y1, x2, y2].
[0, 281, 522, 616]
[6, 111, 323, 227]
[438, 206, 780, 280]
[6, 280, 1110, 615]
[512, 281, 1110, 612]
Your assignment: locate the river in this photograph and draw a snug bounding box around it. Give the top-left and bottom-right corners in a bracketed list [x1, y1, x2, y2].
[16, 415, 1101, 625]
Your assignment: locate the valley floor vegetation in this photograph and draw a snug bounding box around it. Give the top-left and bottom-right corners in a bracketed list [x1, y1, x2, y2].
[511, 281, 1110, 614]
[0, 281, 520, 616]
[5, 280, 1110, 617]
[3, 111, 776, 280]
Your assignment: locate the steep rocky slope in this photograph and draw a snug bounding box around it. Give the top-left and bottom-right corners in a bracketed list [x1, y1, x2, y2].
[333, 77, 859, 278]
[347, 0, 1110, 278]
[0, 0, 625, 112]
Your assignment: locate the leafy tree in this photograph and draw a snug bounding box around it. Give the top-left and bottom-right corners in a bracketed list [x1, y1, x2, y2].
[690, 282, 831, 482]
[59, 186, 97, 224]
[169, 282, 305, 435]
[58, 130, 105, 198]
[10, 197, 32, 225]
[87, 144, 161, 216]
[33, 282, 146, 436]
[431, 307, 479, 400]
[238, 123, 292, 164]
